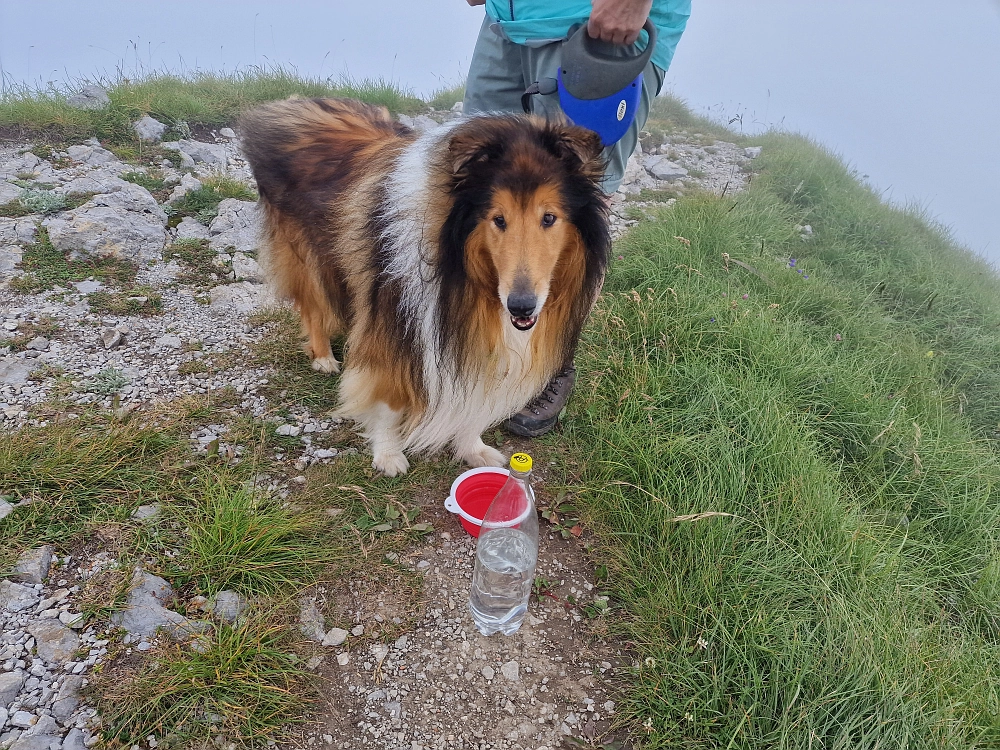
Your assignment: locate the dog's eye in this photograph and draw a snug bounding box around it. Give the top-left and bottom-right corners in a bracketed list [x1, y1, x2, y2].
[541, 213, 557, 228]
[493, 216, 506, 230]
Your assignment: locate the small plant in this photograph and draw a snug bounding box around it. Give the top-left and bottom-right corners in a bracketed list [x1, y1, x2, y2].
[87, 286, 163, 316]
[87, 366, 130, 395]
[121, 169, 167, 193]
[165, 178, 256, 227]
[163, 238, 223, 287]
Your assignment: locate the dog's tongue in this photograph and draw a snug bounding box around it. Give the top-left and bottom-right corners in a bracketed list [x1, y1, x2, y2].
[511, 315, 537, 331]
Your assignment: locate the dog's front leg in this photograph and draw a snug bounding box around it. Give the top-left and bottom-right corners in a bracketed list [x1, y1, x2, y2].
[453, 430, 506, 469]
[365, 402, 410, 477]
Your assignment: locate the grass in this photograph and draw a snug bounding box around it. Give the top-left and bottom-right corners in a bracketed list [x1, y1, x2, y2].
[165, 175, 257, 227]
[0, 67, 426, 147]
[88, 286, 164, 316]
[166, 473, 337, 597]
[10, 227, 138, 293]
[163, 238, 225, 287]
[427, 82, 465, 111]
[93, 616, 307, 747]
[564, 131, 1000, 746]
[0, 415, 180, 570]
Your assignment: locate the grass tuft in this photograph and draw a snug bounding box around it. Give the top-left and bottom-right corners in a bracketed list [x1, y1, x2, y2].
[167, 472, 337, 597]
[165, 176, 256, 227]
[10, 227, 138, 294]
[93, 616, 307, 747]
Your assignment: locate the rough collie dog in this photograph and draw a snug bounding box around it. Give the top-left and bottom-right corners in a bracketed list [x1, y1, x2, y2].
[239, 98, 609, 476]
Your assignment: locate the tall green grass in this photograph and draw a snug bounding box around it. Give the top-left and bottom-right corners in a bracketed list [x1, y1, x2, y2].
[0, 67, 426, 144]
[571, 135, 1000, 746]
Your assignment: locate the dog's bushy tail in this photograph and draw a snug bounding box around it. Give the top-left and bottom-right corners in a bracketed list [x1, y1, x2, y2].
[239, 97, 408, 218]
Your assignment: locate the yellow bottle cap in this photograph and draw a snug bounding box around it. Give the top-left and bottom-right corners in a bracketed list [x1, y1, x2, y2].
[510, 453, 532, 472]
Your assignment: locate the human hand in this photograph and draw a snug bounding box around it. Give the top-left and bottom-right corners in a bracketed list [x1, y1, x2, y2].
[466, 0, 486, 5]
[588, 0, 652, 45]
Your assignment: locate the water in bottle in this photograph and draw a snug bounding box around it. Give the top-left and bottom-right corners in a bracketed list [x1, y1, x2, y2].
[469, 452, 539, 635]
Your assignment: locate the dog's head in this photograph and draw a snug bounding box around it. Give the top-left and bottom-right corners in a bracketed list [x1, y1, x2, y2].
[440, 115, 609, 333]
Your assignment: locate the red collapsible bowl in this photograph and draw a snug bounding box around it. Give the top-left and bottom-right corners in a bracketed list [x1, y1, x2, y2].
[445, 467, 509, 537]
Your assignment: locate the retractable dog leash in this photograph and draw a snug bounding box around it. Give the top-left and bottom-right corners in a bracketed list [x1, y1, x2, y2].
[521, 18, 657, 147]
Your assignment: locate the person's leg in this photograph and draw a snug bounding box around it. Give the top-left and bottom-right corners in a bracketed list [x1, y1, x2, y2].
[463, 16, 526, 115]
[503, 46, 665, 437]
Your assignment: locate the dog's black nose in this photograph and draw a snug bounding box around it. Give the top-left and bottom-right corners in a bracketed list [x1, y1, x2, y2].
[507, 291, 537, 319]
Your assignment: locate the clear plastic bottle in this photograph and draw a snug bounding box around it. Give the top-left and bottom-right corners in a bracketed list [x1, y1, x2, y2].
[468, 453, 539, 636]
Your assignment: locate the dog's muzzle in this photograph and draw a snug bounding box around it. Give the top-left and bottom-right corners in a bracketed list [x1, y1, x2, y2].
[507, 291, 538, 331]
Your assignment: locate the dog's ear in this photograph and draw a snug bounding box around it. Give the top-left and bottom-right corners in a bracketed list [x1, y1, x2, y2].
[546, 124, 604, 170]
[448, 124, 503, 177]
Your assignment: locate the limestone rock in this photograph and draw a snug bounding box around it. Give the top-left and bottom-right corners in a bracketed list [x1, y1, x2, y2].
[51, 675, 84, 723]
[161, 139, 227, 167]
[60, 174, 131, 195]
[0, 498, 15, 521]
[322, 627, 348, 647]
[231, 252, 262, 281]
[643, 154, 688, 181]
[12, 545, 53, 584]
[134, 115, 168, 142]
[207, 590, 246, 624]
[175, 216, 211, 240]
[0, 580, 39, 613]
[0, 181, 21, 204]
[66, 143, 117, 167]
[99, 327, 122, 349]
[66, 84, 110, 110]
[0, 358, 33, 386]
[43, 184, 167, 264]
[219, 127, 237, 139]
[744, 146, 762, 159]
[0, 670, 26, 707]
[208, 199, 260, 253]
[0, 217, 37, 246]
[208, 281, 272, 313]
[299, 599, 326, 642]
[61, 728, 88, 750]
[168, 173, 202, 203]
[110, 569, 200, 639]
[26, 620, 80, 663]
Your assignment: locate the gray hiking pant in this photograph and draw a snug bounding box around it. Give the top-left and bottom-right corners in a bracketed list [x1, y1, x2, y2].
[463, 15, 664, 194]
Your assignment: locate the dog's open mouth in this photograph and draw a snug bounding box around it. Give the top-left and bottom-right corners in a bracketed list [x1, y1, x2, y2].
[510, 315, 538, 331]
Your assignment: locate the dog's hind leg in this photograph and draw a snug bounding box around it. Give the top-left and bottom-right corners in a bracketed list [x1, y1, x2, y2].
[295, 272, 341, 375]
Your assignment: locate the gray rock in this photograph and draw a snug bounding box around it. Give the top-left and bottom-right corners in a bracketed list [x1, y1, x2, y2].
[60, 728, 87, 750]
[500, 660, 519, 681]
[24, 337, 48, 352]
[208, 281, 272, 313]
[299, 599, 326, 642]
[411, 115, 439, 133]
[66, 84, 110, 110]
[0, 244, 24, 276]
[43, 184, 167, 264]
[481, 665, 495, 680]
[208, 199, 260, 253]
[72, 280, 103, 294]
[397, 114, 414, 128]
[154, 334, 182, 349]
[65, 143, 116, 167]
[161, 139, 227, 167]
[9, 735, 63, 750]
[231, 252, 262, 281]
[26, 620, 80, 663]
[134, 115, 168, 142]
[744, 146, 762, 159]
[208, 590, 246, 624]
[643, 155, 688, 182]
[13, 545, 53, 583]
[175, 216, 211, 240]
[0, 580, 40, 612]
[0, 671, 26, 707]
[451, 101, 464, 113]
[130, 504, 159, 521]
[22, 714, 57, 737]
[0, 218, 38, 246]
[99, 327, 122, 349]
[110, 569, 198, 639]
[336, 652, 350, 666]
[219, 127, 237, 139]
[321, 627, 348, 647]
[60, 174, 131, 195]
[51, 675, 83, 723]
[0, 358, 33, 386]
[58, 611, 85, 629]
[0, 498, 14, 521]
[0, 181, 21, 204]
[168, 173, 202, 203]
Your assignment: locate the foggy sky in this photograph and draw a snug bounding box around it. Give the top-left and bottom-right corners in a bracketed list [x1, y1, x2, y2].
[0, 0, 997, 263]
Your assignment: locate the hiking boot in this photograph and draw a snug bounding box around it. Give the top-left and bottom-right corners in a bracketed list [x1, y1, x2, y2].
[503, 365, 576, 437]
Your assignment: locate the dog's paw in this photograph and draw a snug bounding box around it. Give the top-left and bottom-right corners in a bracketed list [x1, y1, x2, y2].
[458, 441, 506, 469]
[373, 450, 409, 477]
[311, 355, 341, 375]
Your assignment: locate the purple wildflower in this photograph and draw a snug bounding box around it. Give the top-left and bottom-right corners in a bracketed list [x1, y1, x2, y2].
[742, 294, 749, 300]
[710, 317, 716, 323]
